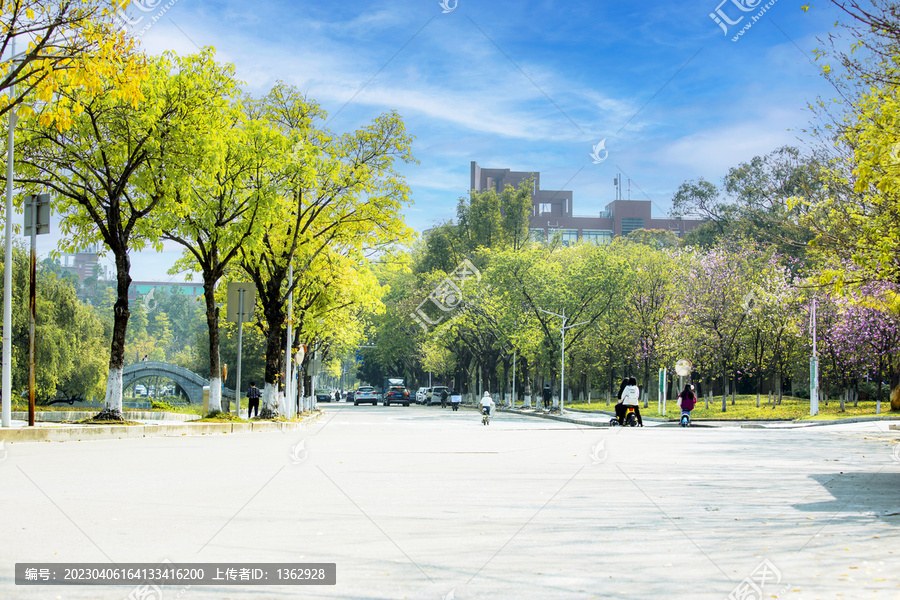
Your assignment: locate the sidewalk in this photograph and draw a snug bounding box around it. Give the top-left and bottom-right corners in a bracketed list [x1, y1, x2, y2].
[0, 410, 322, 443]
[492, 404, 900, 431]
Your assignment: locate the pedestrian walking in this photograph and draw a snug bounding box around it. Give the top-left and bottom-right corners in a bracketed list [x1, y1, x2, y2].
[542, 383, 552, 410]
[247, 381, 261, 418]
[440, 388, 449, 408]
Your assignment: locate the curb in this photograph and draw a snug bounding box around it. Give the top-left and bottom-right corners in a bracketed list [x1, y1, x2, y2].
[493, 407, 608, 428]
[11, 411, 194, 422]
[790, 415, 900, 426]
[0, 412, 323, 444]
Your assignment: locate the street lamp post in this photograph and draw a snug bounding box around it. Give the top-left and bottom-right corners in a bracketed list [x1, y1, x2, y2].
[538, 307, 588, 415]
[2, 37, 18, 428]
[810, 297, 819, 416]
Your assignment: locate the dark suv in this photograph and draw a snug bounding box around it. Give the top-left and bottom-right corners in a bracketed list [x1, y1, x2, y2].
[383, 386, 411, 407]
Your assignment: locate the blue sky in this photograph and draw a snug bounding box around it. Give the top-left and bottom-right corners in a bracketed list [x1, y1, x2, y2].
[36, 0, 847, 280]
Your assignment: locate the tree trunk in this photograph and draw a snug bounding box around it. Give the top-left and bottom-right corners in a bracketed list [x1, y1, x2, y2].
[731, 372, 736, 405]
[203, 274, 222, 414]
[468, 356, 477, 404]
[721, 367, 727, 413]
[756, 372, 760, 409]
[891, 358, 900, 411]
[643, 358, 650, 409]
[98, 250, 132, 421]
[877, 359, 883, 415]
[261, 305, 286, 418]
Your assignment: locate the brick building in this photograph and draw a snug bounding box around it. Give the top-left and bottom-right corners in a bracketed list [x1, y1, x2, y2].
[470, 161, 705, 244]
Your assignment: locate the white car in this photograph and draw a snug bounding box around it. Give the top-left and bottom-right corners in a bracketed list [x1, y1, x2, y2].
[354, 386, 378, 406]
[415, 387, 428, 404]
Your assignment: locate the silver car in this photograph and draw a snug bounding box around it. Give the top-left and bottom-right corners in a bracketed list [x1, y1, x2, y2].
[354, 386, 378, 406]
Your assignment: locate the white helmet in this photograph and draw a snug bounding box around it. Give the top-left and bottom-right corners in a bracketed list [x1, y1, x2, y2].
[482, 391, 491, 398]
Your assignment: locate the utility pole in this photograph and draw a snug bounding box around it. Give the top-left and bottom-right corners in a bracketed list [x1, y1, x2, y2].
[284, 264, 293, 418]
[538, 307, 587, 415]
[2, 36, 16, 428]
[25, 194, 49, 427]
[810, 297, 819, 416]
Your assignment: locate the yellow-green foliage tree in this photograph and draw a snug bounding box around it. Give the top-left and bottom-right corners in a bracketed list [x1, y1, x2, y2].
[14, 49, 235, 419]
[162, 79, 279, 414]
[240, 84, 415, 416]
[797, 1, 900, 410]
[1, 0, 145, 129]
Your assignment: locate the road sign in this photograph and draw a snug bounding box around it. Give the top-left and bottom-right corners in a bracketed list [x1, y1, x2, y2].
[24, 194, 50, 236]
[226, 283, 256, 323]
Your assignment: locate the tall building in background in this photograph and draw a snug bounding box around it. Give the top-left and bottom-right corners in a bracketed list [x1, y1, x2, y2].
[469, 161, 705, 244]
[60, 244, 104, 286]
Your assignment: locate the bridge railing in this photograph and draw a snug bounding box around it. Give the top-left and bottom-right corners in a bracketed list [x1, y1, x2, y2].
[123, 361, 236, 398]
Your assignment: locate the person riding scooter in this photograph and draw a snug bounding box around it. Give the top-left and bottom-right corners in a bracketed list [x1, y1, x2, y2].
[480, 391, 495, 420]
[615, 377, 643, 426]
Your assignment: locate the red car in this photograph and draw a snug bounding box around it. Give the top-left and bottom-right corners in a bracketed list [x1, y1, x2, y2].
[383, 386, 411, 407]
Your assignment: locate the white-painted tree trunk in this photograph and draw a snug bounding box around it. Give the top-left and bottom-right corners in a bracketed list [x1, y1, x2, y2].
[208, 376, 222, 414]
[104, 368, 124, 417]
[524, 394, 532, 408]
[262, 382, 281, 417]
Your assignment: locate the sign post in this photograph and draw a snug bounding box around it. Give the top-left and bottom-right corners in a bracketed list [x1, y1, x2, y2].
[810, 298, 819, 416]
[658, 368, 667, 416]
[227, 283, 256, 417]
[24, 193, 49, 427]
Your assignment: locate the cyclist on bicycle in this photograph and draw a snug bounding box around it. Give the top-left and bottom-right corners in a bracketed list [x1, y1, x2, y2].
[615, 377, 643, 426]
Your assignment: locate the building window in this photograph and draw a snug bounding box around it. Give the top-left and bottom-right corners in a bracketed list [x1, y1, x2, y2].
[529, 228, 546, 242]
[539, 203, 552, 215]
[559, 229, 579, 246]
[581, 229, 613, 244]
[621, 218, 645, 235]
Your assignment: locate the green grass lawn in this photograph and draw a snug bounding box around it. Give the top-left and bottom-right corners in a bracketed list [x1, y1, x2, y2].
[567, 394, 899, 421]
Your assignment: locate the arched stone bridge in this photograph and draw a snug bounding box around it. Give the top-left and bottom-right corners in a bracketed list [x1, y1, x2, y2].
[123, 361, 235, 405]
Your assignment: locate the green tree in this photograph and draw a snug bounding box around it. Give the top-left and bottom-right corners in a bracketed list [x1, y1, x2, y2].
[14, 49, 235, 419]
[240, 85, 414, 415]
[162, 88, 277, 414]
[673, 147, 819, 257]
[2, 242, 108, 401]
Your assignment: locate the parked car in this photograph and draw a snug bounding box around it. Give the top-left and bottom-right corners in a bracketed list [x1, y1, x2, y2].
[346, 390, 355, 402]
[354, 386, 378, 406]
[383, 386, 411, 407]
[415, 387, 428, 404]
[429, 386, 452, 405]
[315, 389, 332, 403]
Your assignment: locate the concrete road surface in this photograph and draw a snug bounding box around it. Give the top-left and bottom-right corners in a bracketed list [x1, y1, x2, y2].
[1, 404, 898, 600]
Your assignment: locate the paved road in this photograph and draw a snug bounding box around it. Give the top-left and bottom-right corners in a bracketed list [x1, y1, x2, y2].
[1, 404, 898, 599]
